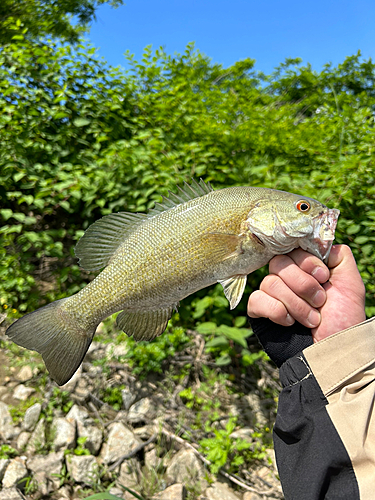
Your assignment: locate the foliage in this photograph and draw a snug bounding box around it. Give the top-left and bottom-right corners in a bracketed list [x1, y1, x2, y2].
[0, 0, 123, 44]
[122, 326, 190, 376]
[199, 418, 267, 474]
[1, 31, 374, 329]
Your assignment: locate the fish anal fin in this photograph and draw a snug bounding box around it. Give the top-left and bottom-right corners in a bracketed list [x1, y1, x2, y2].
[201, 233, 244, 261]
[218, 275, 247, 309]
[116, 305, 176, 341]
[75, 212, 147, 272]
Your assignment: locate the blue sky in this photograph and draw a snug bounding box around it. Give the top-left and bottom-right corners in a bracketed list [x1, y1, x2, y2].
[88, 0, 375, 74]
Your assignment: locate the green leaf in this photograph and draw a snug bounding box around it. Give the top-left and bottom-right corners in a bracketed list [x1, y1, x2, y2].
[73, 118, 90, 127]
[205, 336, 229, 348]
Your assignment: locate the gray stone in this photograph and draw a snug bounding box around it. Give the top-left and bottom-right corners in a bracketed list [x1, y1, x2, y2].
[101, 422, 141, 465]
[66, 455, 99, 484]
[242, 493, 262, 500]
[52, 417, 76, 451]
[0, 458, 10, 481]
[0, 402, 18, 440]
[0, 488, 26, 500]
[204, 482, 241, 500]
[117, 458, 140, 489]
[127, 397, 156, 423]
[55, 485, 72, 499]
[13, 384, 35, 401]
[16, 431, 30, 451]
[106, 343, 129, 359]
[66, 404, 103, 455]
[242, 394, 267, 428]
[27, 451, 64, 496]
[60, 366, 82, 392]
[166, 449, 207, 487]
[2, 456, 28, 489]
[26, 418, 45, 455]
[230, 427, 254, 443]
[121, 388, 136, 410]
[154, 483, 186, 500]
[15, 365, 33, 382]
[22, 403, 41, 432]
[145, 447, 163, 470]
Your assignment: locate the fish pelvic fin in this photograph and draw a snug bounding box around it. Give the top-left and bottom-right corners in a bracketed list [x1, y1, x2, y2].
[218, 274, 247, 309]
[6, 298, 96, 386]
[116, 305, 176, 341]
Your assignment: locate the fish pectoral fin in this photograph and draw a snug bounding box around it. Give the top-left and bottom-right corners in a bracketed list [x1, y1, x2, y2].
[202, 233, 244, 261]
[116, 305, 176, 341]
[218, 274, 247, 310]
[6, 298, 96, 386]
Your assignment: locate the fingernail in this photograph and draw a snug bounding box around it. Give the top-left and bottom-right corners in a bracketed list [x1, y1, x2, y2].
[307, 310, 321, 327]
[312, 290, 325, 307]
[285, 314, 295, 326]
[312, 266, 328, 283]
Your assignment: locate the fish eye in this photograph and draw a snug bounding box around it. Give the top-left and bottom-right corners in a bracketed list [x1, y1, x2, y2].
[296, 200, 311, 212]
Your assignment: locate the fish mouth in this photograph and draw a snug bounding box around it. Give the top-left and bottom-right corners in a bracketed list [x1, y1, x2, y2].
[299, 208, 340, 263]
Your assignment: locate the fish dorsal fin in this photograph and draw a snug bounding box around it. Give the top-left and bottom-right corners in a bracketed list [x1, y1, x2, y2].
[75, 179, 213, 271]
[148, 178, 213, 216]
[218, 274, 247, 310]
[75, 212, 147, 271]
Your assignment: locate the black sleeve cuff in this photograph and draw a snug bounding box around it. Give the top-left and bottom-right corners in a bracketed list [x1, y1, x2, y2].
[248, 317, 313, 367]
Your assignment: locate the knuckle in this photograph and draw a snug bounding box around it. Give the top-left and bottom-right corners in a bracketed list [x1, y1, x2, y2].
[260, 274, 280, 293]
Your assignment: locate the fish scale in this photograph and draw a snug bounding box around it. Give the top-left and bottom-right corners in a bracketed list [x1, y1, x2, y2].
[6, 180, 339, 385]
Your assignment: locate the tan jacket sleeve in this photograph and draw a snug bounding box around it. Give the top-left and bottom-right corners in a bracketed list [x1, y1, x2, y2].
[303, 317, 375, 500]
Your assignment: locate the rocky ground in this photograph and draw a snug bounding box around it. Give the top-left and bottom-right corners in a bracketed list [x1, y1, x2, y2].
[0, 320, 283, 500]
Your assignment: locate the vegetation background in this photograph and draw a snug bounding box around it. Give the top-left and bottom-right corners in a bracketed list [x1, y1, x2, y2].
[0, 1, 374, 497]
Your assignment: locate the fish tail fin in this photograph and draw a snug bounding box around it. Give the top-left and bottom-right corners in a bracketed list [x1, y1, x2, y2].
[6, 298, 96, 386]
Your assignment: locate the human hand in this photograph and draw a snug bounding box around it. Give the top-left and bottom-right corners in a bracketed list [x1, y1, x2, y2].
[247, 245, 366, 343]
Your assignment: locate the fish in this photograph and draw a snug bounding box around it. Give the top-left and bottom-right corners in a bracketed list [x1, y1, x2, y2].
[6, 180, 340, 385]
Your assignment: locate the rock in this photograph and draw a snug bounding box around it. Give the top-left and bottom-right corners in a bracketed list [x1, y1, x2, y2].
[26, 418, 45, 454]
[0, 458, 10, 481]
[60, 366, 82, 392]
[27, 451, 64, 496]
[16, 431, 30, 451]
[153, 483, 186, 500]
[22, 403, 41, 432]
[66, 455, 99, 484]
[13, 384, 35, 401]
[15, 365, 33, 382]
[127, 397, 156, 423]
[121, 387, 136, 410]
[0, 386, 9, 400]
[117, 459, 140, 488]
[166, 449, 207, 487]
[230, 427, 254, 443]
[51, 417, 76, 451]
[101, 422, 141, 465]
[66, 405, 103, 455]
[242, 394, 267, 428]
[106, 343, 129, 359]
[55, 485, 72, 499]
[0, 488, 26, 500]
[243, 493, 262, 500]
[2, 456, 28, 489]
[204, 482, 241, 500]
[0, 402, 18, 440]
[145, 447, 163, 470]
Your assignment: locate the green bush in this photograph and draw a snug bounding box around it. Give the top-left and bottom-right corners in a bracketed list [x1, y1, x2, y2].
[1, 31, 374, 322]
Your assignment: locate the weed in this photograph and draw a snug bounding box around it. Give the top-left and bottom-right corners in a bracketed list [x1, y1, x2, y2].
[0, 444, 18, 459]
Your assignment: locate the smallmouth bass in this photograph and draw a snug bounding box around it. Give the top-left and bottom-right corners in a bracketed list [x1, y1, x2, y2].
[6, 180, 339, 384]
